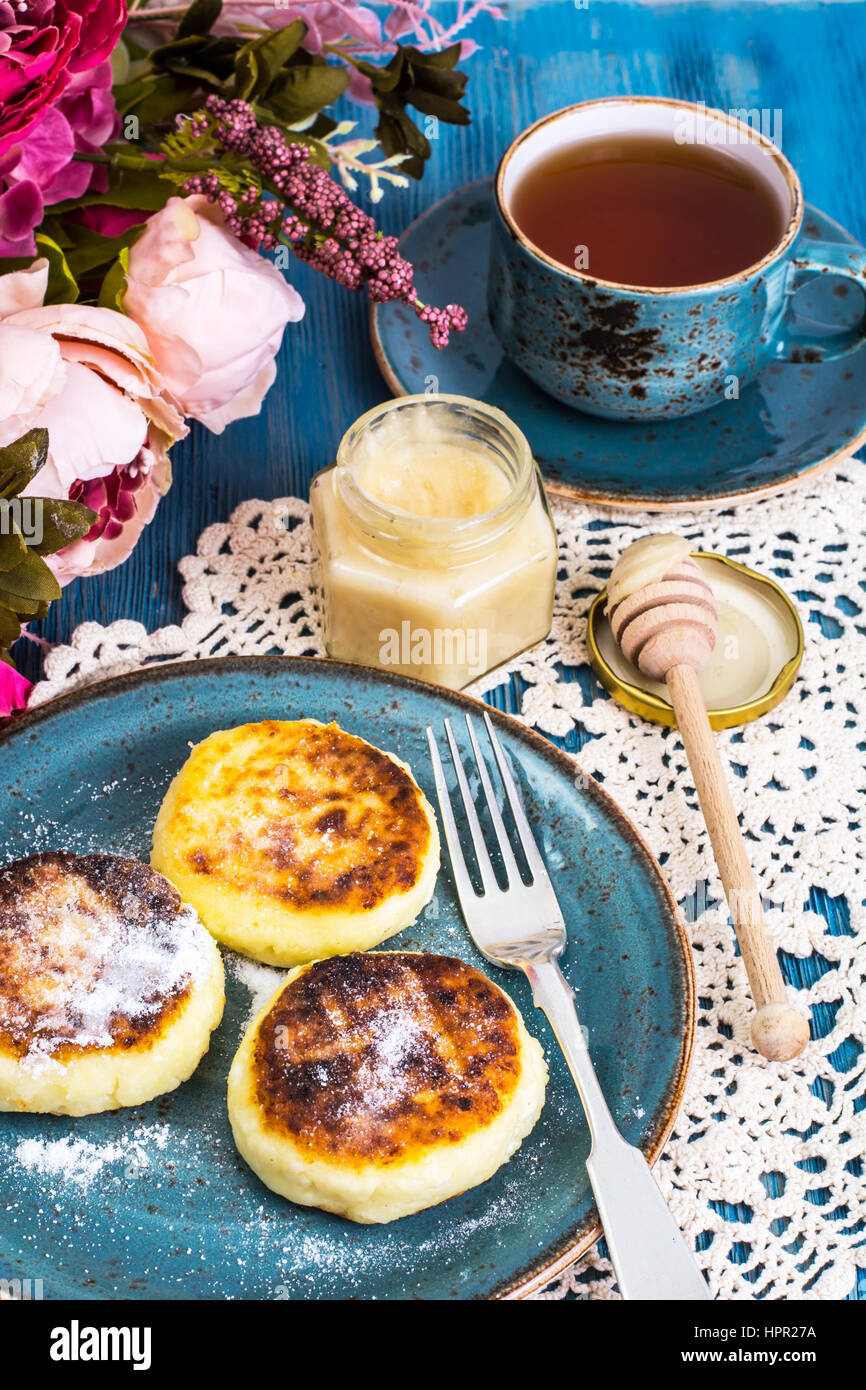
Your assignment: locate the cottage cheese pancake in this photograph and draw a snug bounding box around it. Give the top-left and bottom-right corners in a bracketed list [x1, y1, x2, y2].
[0, 853, 224, 1115]
[227, 951, 547, 1223]
[151, 720, 440, 966]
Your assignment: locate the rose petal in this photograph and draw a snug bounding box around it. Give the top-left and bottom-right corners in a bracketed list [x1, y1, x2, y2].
[11, 106, 74, 185]
[0, 661, 32, 717]
[124, 196, 304, 428]
[0, 320, 65, 443]
[33, 360, 148, 488]
[0, 177, 42, 241]
[0, 256, 49, 315]
[194, 359, 277, 435]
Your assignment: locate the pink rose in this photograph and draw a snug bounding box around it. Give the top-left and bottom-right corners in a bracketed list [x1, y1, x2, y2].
[51, 439, 171, 583]
[0, 59, 119, 255]
[0, 0, 124, 156]
[0, 1, 82, 155]
[123, 195, 304, 434]
[0, 0, 123, 254]
[0, 175, 45, 257]
[46, 62, 120, 202]
[0, 259, 67, 438]
[65, 0, 127, 73]
[0, 659, 31, 718]
[0, 257, 184, 581]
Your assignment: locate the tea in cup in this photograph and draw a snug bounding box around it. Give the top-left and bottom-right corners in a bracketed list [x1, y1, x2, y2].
[489, 97, 866, 419]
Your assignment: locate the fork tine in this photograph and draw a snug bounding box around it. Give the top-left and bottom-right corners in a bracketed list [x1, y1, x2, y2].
[425, 726, 480, 904]
[442, 718, 500, 893]
[482, 711, 548, 879]
[464, 714, 522, 886]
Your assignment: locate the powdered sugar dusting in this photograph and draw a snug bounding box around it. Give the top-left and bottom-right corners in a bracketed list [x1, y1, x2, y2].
[226, 953, 284, 1028]
[0, 855, 213, 1060]
[347, 973, 450, 1116]
[15, 1135, 126, 1187]
[13, 1121, 174, 1190]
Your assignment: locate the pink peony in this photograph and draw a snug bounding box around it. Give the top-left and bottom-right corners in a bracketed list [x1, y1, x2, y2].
[47, 62, 120, 200]
[123, 195, 304, 434]
[50, 440, 171, 583]
[0, 659, 31, 718]
[0, 1, 83, 155]
[0, 0, 123, 255]
[0, 58, 119, 255]
[64, 0, 127, 73]
[0, 0, 124, 155]
[0, 257, 184, 582]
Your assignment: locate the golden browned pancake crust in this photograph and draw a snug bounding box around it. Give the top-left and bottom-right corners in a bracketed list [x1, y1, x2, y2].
[253, 952, 522, 1164]
[0, 852, 196, 1061]
[177, 721, 432, 912]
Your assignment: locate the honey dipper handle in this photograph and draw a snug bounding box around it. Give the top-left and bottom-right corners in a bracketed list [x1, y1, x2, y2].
[666, 664, 810, 1063]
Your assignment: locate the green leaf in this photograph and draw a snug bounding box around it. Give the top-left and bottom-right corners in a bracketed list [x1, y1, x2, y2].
[347, 54, 403, 95]
[0, 604, 22, 649]
[0, 253, 32, 276]
[234, 19, 306, 100]
[0, 430, 49, 500]
[113, 73, 161, 116]
[37, 214, 75, 251]
[59, 225, 144, 283]
[27, 498, 97, 556]
[0, 227, 78, 292]
[0, 550, 62, 604]
[151, 35, 239, 82]
[375, 105, 431, 177]
[234, 48, 258, 101]
[32, 233, 79, 304]
[401, 89, 471, 125]
[0, 590, 49, 619]
[0, 433, 88, 649]
[405, 42, 464, 71]
[267, 64, 350, 123]
[151, 35, 215, 68]
[0, 522, 27, 573]
[299, 111, 338, 142]
[178, 0, 222, 39]
[359, 41, 471, 177]
[113, 72, 209, 127]
[98, 246, 131, 313]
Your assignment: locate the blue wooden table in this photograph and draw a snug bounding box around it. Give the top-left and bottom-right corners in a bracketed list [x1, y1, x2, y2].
[22, 1, 866, 1298]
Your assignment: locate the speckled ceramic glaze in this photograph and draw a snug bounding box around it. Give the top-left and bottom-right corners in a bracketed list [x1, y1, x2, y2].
[371, 183, 866, 508]
[489, 98, 866, 420]
[0, 658, 693, 1300]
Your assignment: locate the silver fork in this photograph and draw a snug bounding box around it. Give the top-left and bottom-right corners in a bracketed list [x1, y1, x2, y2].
[426, 711, 710, 1302]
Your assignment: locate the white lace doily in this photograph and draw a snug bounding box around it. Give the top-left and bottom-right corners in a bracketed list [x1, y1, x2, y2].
[29, 467, 866, 1302]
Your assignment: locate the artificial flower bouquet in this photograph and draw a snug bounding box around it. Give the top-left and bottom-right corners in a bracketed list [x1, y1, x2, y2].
[0, 0, 493, 712]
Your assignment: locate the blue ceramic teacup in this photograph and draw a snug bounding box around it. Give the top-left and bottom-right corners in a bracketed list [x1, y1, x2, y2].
[489, 97, 866, 420]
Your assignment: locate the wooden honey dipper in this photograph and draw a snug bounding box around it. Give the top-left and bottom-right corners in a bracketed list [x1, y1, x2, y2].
[607, 539, 810, 1063]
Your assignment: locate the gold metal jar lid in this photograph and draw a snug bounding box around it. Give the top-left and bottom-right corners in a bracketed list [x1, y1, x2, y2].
[588, 552, 804, 731]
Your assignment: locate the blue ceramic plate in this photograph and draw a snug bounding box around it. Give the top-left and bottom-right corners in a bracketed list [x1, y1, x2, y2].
[0, 657, 693, 1300]
[372, 179, 866, 509]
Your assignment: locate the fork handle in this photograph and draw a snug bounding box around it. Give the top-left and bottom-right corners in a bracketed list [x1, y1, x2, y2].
[526, 959, 710, 1301]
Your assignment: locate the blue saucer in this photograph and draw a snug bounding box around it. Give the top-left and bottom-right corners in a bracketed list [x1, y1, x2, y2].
[372, 179, 866, 509]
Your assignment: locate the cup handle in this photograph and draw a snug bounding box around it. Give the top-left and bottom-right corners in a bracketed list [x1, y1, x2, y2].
[775, 240, 866, 363]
